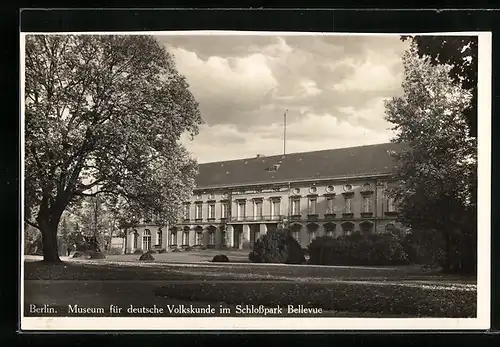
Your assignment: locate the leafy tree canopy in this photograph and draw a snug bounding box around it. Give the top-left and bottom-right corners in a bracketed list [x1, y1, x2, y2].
[384, 47, 477, 272]
[401, 36, 478, 137]
[24, 35, 203, 262]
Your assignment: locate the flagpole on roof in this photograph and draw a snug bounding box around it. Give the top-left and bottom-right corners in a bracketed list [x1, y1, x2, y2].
[283, 109, 288, 157]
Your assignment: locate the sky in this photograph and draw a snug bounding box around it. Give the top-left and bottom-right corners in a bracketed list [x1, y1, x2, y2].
[155, 34, 410, 164]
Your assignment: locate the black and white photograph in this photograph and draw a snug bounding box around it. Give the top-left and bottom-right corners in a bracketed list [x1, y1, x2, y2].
[20, 30, 491, 330]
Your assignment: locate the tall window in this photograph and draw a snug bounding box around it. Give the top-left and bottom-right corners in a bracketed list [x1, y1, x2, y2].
[133, 232, 138, 249]
[196, 230, 203, 245]
[208, 203, 216, 219]
[221, 202, 228, 219]
[237, 201, 246, 220]
[326, 197, 335, 214]
[195, 203, 203, 220]
[142, 229, 151, 251]
[271, 199, 281, 217]
[182, 230, 189, 245]
[308, 198, 317, 214]
[291, 198, 301, 215]
[170, 230, 177, 245]
[363, 196, 372, 213]
[254, 200, 263, 219]
[292, 229, 300, 241]
[157, 230, 163, 246]
[183, 204, 190, 220]
[208, 230, 215, 245]
[344, 197, 352, 213]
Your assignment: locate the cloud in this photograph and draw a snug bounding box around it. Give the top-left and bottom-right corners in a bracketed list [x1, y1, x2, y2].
[157, 34, 409, 163]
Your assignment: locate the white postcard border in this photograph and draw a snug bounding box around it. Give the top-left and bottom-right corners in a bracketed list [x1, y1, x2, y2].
[19, 31, 492, 331]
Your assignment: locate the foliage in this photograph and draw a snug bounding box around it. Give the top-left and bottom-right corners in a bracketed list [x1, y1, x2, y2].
[139, 252, 155, 261]
[24, 223, 43, 255]
[249, 229, 305, 264]
[212, 254, 229, 262]
[72, 251, 86, 258]
[384, 47, 477, 274]
[401, 36, 478, 137]
[308, 234, 409, 266]
[158, 248, 167, 253]
[133, 249, 143, 255]
[24, 35, 202, 262]
[154, 282, 476, 318]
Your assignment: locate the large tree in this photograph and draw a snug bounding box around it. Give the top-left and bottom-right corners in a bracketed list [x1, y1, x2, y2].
[384, 45, 477, 273]
[24, 35, 202, 262]
[401, 35, 478, 137]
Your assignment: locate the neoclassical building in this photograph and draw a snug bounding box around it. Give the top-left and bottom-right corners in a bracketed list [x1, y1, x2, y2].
[122, 142, 402, 253]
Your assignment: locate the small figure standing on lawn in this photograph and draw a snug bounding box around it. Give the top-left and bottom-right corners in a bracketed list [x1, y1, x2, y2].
[67, 245, 73, 256]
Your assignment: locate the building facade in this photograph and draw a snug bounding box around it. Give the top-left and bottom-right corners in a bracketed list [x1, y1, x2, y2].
[124, 142, 403, 253]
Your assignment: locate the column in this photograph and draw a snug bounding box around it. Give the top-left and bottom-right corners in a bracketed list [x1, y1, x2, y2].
[259, 223, 267, 234]
[189, 227, 196, 246]
[160, 227, 168, 250]
[203, 228, 209, 246]
[300, 226, 309, 248]
[127, 230, 134, 253]
[242, 224, 251, 249]
[227, 225, 234, 248]
[215, 226, 222, 249]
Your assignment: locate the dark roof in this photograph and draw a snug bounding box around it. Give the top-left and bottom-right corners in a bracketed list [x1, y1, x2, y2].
[195, 142, 404, 189]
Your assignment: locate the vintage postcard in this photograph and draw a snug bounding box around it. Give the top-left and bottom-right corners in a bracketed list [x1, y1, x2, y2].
[20, 30, 491, 331]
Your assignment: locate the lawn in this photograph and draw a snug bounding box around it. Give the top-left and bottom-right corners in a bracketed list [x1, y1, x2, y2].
[24, 255, 476, 284]
[154, 281, 476, 318]
[23, 253, 477, 318]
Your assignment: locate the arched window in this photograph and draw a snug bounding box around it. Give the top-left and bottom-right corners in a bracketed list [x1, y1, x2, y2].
[170, 229, 178, 246]
[341, 222, 355, 236]
[360, 221, 374, 235]
[195, 227, 203, 245]
[207, 226, 216, 246]
[306, 223, 318, 243]
[142, 229, 151, 251]
[182, 227, 190, 245]
[324, 223, 336, 237]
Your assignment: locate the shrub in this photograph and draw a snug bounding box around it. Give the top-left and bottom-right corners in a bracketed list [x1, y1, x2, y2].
[249, 229, 306, 264]
[87, 251, 106, 259]
[146, 249, 157, 254]
[133, 249, 143, 255]
[184, 246, 193, 251]
[158, 248, 167, 253]
[212, 254, 229, 262]
[172, 248, 181, 252]
[72, 251, 86, 258]
[139, 252, 155, 261]
[308, 234, 409, 266]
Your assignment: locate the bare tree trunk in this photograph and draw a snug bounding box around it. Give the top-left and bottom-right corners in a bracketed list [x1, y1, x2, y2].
[40, 222, 61, 263]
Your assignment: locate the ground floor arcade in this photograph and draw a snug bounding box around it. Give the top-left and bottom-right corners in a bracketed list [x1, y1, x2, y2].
[119, 219, 400, 253]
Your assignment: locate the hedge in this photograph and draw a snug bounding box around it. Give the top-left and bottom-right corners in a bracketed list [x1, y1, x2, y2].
[249, 230, 305, 264]
[308, 233, 409, 266]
